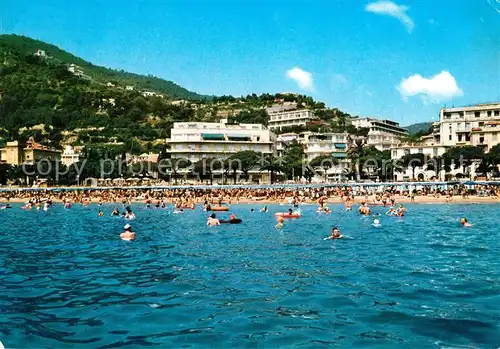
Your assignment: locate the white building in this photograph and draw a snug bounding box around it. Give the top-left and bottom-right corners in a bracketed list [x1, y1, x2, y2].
[276, 131, 350, 181]
[440, 103, 500, 152]
[126, 152, 159, 164]
[34, 49, 47, 57]
[68, 64, 84, 76]
[166, 119, 276, 163]
[267, 108, 318, 131]
[142, 91, 163, 98]
[351, 117, 408, 151]
[61, 145, 81, 167]
[125, 85, 135, 91]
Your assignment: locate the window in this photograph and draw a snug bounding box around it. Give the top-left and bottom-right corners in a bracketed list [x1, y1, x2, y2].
[392, 150, 397, 157]
[458, 135, 463, 142]
[479, 122, 484, 127]
[459, 111, 464, 116]
[493, 133, 497, 141]
[404, 149, 410, 155]
[475, 111, 480, 117]
[487, 111, 492, 117]
[449, 135, 452, 141]
[418, 148, 423, 153]
[480, 137, 485, 144]
[466, 134, 471, 141]
[433, 148, 438, 156]
[495, 110, 500, 116]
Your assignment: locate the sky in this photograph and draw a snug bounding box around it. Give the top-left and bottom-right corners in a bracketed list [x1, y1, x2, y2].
[1, 0, 499, 125]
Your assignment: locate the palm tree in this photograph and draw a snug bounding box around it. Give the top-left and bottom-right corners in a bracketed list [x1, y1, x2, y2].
[260, 154, 283, 184]
[346, 134, 366, 181]
[169, 158, 191, 184]
[309, 155, 339, 182]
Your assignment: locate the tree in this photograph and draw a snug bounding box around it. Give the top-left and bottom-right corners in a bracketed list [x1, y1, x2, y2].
[309, 155, 339, 182]
[425, 156, 451, 181]
[228, 109, 269, 125]
[400, 153, 426, 181]
[346, 134, 366, 181]
[443, 146, 485, 179]
[282, 140, 304, 180]
[226, 151, 260, 184]
[168, 158, 191, 184]
[193, 157, 223, 185]
[260, 154, 283, 184]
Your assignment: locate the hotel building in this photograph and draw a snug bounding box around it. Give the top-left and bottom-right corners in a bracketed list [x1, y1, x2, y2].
[439, 103, 500, 152]
[277, 131, 350, 181]
[350, 117, 408, 151]
[166, 119, 276, 163]
[267, 108, 318, 131]
[0, 139, 61, 166]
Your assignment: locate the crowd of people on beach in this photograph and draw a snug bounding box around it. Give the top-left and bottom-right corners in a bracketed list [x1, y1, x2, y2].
[0, 184, 484, 240]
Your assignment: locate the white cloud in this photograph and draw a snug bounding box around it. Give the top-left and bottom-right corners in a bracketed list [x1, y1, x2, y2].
[398, 71, 463, 102]
[286, 67, 314, 91]
[365, 1, 415, 33]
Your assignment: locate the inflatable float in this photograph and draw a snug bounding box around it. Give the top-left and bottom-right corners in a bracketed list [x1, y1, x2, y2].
[207, 206, 229, 212]
[275, 212, 301, 219]
[219, 218, 242, 224]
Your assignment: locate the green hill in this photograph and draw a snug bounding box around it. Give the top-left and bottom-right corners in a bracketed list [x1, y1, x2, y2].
[0, 34, 209, 100]
[403, 122, 433, 135]
[0, 34, 355, 154]
[0, 35, 207, 152]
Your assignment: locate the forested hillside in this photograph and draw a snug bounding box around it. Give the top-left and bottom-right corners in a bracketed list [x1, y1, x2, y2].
[0, 34, 209, 100]
[0, 34, 360, 154]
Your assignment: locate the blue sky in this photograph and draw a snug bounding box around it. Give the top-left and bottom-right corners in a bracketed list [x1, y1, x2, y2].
[1, 0, 499, 125]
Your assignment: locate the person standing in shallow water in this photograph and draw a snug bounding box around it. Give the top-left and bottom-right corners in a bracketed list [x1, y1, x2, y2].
[120, 224, 136, 241]
[207, 213, 220, 226]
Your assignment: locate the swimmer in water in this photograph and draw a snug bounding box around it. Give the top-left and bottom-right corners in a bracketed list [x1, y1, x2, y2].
[325, 227, 343, 240]
[98, 210, 103, 217]
[275, 216, 284, 229]
[111, 208, 120, 216]
[120, 224, 136, 241]
[372, 219, 381, 227]
[461, 217, 472, 227]
[396, 204, 406, 217]
[124, 206, 136, 220]
[260, 206, 268, 213]
[345, 199, 352, 211]
[358, 203, 371, 215]
[386, 207, 396, 216]
[229, 213, 236, 220]
[207, 213, 220, 226]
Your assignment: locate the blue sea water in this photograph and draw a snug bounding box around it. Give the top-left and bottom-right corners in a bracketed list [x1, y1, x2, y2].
[0, 203, 500, 348]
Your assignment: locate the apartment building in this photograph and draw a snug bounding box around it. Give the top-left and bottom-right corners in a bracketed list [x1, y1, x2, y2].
[0, 139, 61, 166]
[351, 117, 408, 151]
[276, 131, 350, 181]
[60, 145, 81, 167]
[166, 119, 276, 163]
[440, 103, 500, 152]
[267, 108, 318, 131]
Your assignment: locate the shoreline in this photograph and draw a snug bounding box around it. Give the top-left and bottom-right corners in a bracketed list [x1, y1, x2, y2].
[2, 196, 499, 205]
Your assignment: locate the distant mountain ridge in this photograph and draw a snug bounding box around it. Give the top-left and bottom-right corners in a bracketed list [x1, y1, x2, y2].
[403, 122, 433, 135]
[0, 34, 210, 100]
